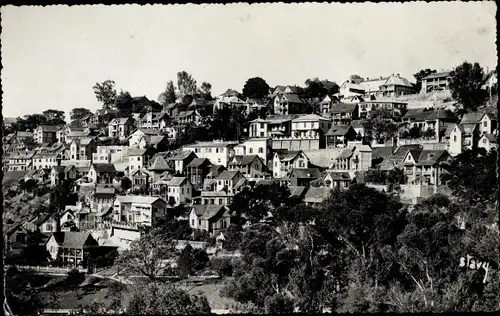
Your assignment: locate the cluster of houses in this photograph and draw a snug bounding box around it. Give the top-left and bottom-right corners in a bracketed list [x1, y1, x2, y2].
[3, 69, 498, 268]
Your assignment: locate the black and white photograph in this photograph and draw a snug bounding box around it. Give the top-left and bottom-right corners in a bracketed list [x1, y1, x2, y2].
[1, 1, 498, 315]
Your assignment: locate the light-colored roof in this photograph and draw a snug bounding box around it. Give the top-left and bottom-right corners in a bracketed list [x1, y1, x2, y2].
[460, 112, 486, 124]
[115, 195, 165, 204]
[304, 187, 332, 204]
[382, 75, 413, 87]
[361, 77, 389, 92]
[128, 148, 148, 156]
[292, 114, 329, 122]
[109, 117, 131, 125]
[481, 133, 498, 144]
[184, 141, 239, 148]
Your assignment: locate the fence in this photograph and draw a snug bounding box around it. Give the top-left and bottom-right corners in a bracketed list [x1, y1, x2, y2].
[12, 265, 88, 274]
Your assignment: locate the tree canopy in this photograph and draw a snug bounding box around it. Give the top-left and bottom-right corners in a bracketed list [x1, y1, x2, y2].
[242, 77, 270, 100]
[158, 80, 177, 105]
[449, 62, 488, 114]
[93, 80, 117, 109]
[70, 108, 93, 122]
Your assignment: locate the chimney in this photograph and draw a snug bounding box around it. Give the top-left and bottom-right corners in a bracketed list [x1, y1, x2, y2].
[366, 77, 370, 81]
[397, 74, 400, 77]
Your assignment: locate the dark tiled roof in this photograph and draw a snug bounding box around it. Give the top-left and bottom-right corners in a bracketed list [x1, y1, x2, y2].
[217, 170, 241, 180]
[229, 155, 259, 166]
[331, 103, 358, 113]
[92, 163, 117, 173]
[326, 125, 354, 136]
[290, 168, 321, 179]
[52, 231, 97, 249]
[186, 158, 211, 168]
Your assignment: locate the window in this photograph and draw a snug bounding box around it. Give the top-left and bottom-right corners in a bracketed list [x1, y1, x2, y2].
[484, 121, 488, 127]
[260, 123, 264, 129]
[215, 148, 219, 153]
[181, 188, 184, 194]
[219, 199, 223, 204]
[275, 161, 278, 167]
[259, 147, 263, 153]
[303, 122, 306, 128]
[218, 158, 221, 163]
[260, 132, 264, 137]
[453, 135, 457, 142]
[137, 157, 140, 161]
[483, 139, 487, 144]
[198, 219, 202, 226]
[191, 219, 194, 226]
[249, 148, 253, 154]
[187, 188, 190, 193]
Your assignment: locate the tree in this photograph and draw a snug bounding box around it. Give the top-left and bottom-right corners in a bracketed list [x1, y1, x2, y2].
[42, 109, 66, 125]
[349, 74, 365, 84]
[362, 109, 398, 143]
[125, 283, 211, 315]
[24, 179, 37, 193]
[242, 77, 270, 100]
[423, 128, 436, 139]
[93, 80, 117, 109]
[409, 125, 422, 139]
[449, 62, 488, 114]
[70, 108, 93, 122]
[177, 71, 198, 98]
[5, 268, 43, 316]
[200, 82, 212, 99]
[118, 228, 177, 281]
[158, 80, 177, 105]
[303, 78, 328, 100]
[120, 177, 132, 191]
[413, 69, 437, 93]
[440, 148, 497, 205]
[177, 244, 209, 277]
[265, 293, 294, 314]
[114, 91, 134, 117]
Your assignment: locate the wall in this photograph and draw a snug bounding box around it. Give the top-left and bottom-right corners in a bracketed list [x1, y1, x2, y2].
[111, 226, 141, 242]
[272, 138, 320, 151]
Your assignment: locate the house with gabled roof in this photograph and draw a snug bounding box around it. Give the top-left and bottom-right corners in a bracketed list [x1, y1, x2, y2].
[108, 117, 134, 139]
[287, 168, 322, 187]
[50, 165, 77, 186]
[174, 110, 201, 125]
[112, 195, 167, 226]
[227, 155, 267, 179]
[183, 140, 239, 167]
[447, 122, 479, 156]
[34, 125, 61, 144]
[320, 94, 340, 117]
[167, 150, 197, 174]
[272, 149, 310, 178]
[338, 80, 365, 101]
[213, 170, 246, 194]
[45, 231, 100, 268]
[188, 205, 230, 236]
[166, 176, 193, 205]
[185, 157, 213, 187]
[7, 151, 35, 171]
[379, 74, 413, 97]
[303, 187, 332, 207]
[128, 147, 154, 176]
[274, 93, 305, 115]
[401, 149, 451, 187]
[330, 103, 359, 125]
[24, 168, 50, 183]
[69, 137, 100, 161]
[329, 143, 372, 175]
[291, 114, 332, 139]
[88, 163, 117, 185]
[130, 168, 151, 192]
[128, 128, 160, 148]
[420, 71, 451, 94]
[478, 133, 498, 152]
[326, 125, 358, 148]
[479, 112, 497, 135]
[319, 171, 352, 190]
[148, 154, 174, 183]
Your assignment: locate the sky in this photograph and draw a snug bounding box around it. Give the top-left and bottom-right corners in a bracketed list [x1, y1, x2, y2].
[1, 2, 497, 121]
